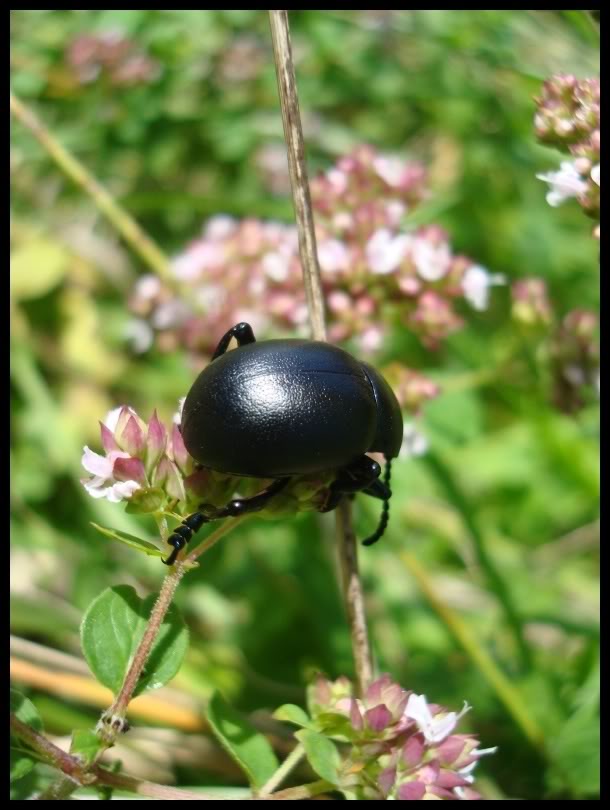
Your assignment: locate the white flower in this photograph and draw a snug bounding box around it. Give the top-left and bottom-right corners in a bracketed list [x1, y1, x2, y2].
[404, 693, 470, 744]
[400, 423, 428, 458]
[385, 200, 406, 227]
[454, 746, 498, 794]
[318, 239, 350, 274]
[373, 155, 407, 187]
[359, 326, 384, 353]
[536, 160, 589, 207]
[173, 397, 186, 426]
[327, 168, 348, 195]
[134, 274, 161, 301]
[81, 447, 141, 503]
[124, 318, 154, 354]
[462, 265, 506, 311]
[591, 163, 600, 187]
[204, 215, 237, 240]
[366, 229, 411, 275]
[151, 300, 191, 330]
[412, 238, 451, 282]
[262, 251, 289, 282]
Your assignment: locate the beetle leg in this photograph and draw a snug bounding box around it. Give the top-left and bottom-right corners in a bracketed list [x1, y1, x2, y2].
[362, 478, 391, 501]
[320, 455, 382, 512]
[211, 322, 256, 360]
[162, 512, 208, 565]
[201, 477, 291, 520]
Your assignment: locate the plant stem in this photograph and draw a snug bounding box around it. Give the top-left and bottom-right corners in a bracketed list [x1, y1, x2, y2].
[268, 9, 373, 696]
[401, 552, 546, 750]
[268, 10, 327, 343]
[336, 500, 373, 694]
[263, 780, 333, 801]
[10, 91, 172, 283]
[37, 776, 82, 801]
[186, 515, 248, 563]
[12, 713, 329, 801]
[11, 714, 90, 783]
[101, 563, 187, 730]
[258, 743, 305, 797]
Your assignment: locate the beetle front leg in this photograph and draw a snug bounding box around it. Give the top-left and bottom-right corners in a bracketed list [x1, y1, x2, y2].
[319, 455, 382, 512]
[211, 322, 256, 361]
[162, 512, 207, 565]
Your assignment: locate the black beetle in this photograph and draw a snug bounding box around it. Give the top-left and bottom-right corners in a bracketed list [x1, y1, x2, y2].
[163, 322, 403, 565]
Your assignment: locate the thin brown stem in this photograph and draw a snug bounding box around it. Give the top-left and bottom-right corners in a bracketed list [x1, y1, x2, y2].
[269, 9, 373, 695]
[11, 713, 329, 801]
[268, 10, 327, 343]
[102, 564, 186, 728]
[336, 500, 373, 694]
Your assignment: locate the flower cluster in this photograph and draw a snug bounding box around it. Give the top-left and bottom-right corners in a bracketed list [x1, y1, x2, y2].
[81, 404, 337, 517]
[534, 75, 600, 236]
[305, 674, 495, 800]
[65, 32, 160, 87]
[550, 309, 599, 414]
[511, 278, 553, 328]
[510, 278, 599, 414]
[81, 405, 200, 510]
[127, 146, 502, 371]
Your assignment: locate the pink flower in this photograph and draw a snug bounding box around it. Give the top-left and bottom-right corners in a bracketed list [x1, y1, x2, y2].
[366, 229, 411, 275]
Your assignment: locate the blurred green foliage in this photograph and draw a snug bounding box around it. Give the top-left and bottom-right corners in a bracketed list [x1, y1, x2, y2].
[11, 10, 598, 800]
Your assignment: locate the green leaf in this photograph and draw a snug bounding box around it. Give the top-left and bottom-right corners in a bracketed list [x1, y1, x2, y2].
[70, 729, 104, 766]
[10, 690, 43, 783]
[80, 585, 189, 696]
[206, 692, 279, 789]
[273, 704, 312, 728]
[295, 729, 341, 785]
[10, 237, 68, 300]
[90, 523, 164, 557]
[125, 488, 167, 514]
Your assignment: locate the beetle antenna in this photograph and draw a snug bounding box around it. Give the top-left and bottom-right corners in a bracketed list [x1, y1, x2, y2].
[362, 458, 392, 546]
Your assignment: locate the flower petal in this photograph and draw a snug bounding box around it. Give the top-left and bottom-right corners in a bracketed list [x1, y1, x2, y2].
[82, 447, 112, 479]
[120, 415, 146, 458]
[364, 704, 392, 732]
[403, 734, 425, 767]
[146, 410, 167, 472]
[397, 781, 426, 801]
[113, 456, 146, 484]
[100, 422, 120, 453]
[108, 480, 141, 502]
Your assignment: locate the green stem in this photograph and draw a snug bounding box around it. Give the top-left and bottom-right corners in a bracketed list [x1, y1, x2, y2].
[402, 552, 545, 751]
[10, 91, 172, 283]
[423, 451, 532, 671]
[186, 515, 249, 562]
[258, 743, 305, 797]
[263, 779, 333, 800]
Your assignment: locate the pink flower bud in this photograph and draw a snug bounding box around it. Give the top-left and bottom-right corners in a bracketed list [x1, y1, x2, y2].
[119, 415, 146, 458]
[146, 410, 167, 474]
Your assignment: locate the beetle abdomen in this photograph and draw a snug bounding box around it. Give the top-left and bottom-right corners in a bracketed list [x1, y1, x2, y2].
[181, 341, 378, 477]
